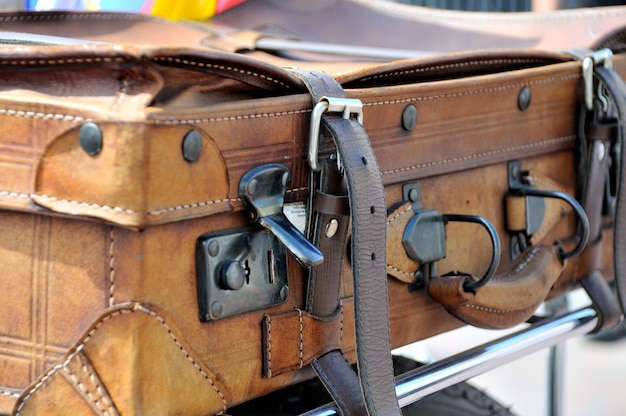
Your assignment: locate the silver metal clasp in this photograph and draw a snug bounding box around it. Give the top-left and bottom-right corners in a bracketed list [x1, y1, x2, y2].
[308, 96, 364, 172]
[582, 49, 613, 111]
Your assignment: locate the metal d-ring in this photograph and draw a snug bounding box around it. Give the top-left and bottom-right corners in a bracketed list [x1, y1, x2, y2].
[516, 188, 590, 261]
[442, 214, 501, 292]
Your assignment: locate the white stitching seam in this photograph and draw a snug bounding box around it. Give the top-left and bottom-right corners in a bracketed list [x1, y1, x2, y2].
[15, 302, 227, 415]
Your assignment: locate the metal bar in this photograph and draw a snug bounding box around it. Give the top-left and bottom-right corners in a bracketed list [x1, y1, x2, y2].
[302, 306, 598, 416]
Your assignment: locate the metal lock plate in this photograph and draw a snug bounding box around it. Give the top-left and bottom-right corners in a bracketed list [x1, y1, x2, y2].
[196, 226, 289, 321]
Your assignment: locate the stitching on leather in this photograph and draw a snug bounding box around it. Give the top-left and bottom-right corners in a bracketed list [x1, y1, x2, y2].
[295, 308, 304, 369]
[0, 388, 20, 398]
[150, 108, 310, 125]
[0, 108, 87, 122]
[61, 356, 117, 416]
[108, 227, 115, 307]
[463, 303, 522, 314]
[34, 194, 137, 215]
[382, 135, 574, 176]
[0, 57, 128, 67]
[147, 198, 238, 216]
[15, 302, 228, 415]
[363, 73, 579, 100]
[152, 56, 292, 89]
[339, 299, 344, 344]
[462, 247, 542, 315]
[264, 314, 272, 378]
[386, 264, 413, 278]
[386, 203, 412, 224]
[358, 58, 559, 82]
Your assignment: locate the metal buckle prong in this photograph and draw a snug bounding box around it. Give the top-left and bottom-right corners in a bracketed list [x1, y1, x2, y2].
[582, 49, 613, 111]
[308, 96, 364, 171]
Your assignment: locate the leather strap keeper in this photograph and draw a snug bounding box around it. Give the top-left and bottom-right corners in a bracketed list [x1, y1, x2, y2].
[262, 304, 355, 378]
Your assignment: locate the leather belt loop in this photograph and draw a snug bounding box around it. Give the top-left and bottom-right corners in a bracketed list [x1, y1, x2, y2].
[291, 69, 401, 416]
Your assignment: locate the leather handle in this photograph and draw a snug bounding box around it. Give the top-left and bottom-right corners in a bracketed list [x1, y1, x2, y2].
[427, 245, 564, 329]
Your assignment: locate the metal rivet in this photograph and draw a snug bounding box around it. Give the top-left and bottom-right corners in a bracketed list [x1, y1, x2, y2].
[517, 86, 531, 111]
[408, 188, 419, 203]
[325, 218, 339, 238]
[207, 240, 219, 257]
[182, 130, 203, 162]
[78, 122, 103, 156]
[211, 301, 223, 318]
[402, 104, 417, 131]
[280, 285, 290, 301]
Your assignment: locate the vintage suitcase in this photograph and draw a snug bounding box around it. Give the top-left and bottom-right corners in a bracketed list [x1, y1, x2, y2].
[0, 1, 625, 414]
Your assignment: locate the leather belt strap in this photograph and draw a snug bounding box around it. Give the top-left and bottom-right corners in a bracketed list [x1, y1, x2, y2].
[592, 61, 626, 320]
[293, 69, 401, 416]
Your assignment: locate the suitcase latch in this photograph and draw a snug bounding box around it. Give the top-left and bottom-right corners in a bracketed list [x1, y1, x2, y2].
[196, 226, 289, 321]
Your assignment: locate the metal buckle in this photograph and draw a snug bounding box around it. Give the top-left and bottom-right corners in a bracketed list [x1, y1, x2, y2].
[308, 96, 364, 172]
[582, 49, 613, 111]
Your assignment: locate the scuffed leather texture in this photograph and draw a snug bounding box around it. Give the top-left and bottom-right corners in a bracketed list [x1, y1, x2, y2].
[428, 246, 565, 329]
[14, 303, 229, 416]
[262, 305, 355, 378]
[0, 7, 624, 416]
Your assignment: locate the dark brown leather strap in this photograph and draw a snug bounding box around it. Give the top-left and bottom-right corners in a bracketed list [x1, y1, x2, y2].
[592, 61, 626, 321]
[293, 69, 401, 416]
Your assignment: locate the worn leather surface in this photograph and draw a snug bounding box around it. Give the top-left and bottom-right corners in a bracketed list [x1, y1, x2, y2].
[428, 246, 565, 329]
[14, 303, 229, 416]
[262, 305, 354, 378]
[0, 6, 624, 416]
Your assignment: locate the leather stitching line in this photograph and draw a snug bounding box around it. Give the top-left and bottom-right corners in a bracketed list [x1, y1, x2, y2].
[386, 200, 415, 277]
[264, 314, 272, 378]
[363, 73, 579, 100]
[1, 190, 309, 217]
[0, 388, 20, 398]
[386, 264, 413, 278]
[150, 109, 310, 125]
[0, 57, 128, 67]
[295, 308, 304, 369]
[358, 58, 560, 82]
[15, 302, 227, 415]
[339, 299, 344, 344]
[108, 227, 115, 307]
[152, 56, 292, 88]
[382, 135, 574, 176]
[462, 247, 541, 315]
[0, 108, 87, 122]
[61, 358, 117, 416]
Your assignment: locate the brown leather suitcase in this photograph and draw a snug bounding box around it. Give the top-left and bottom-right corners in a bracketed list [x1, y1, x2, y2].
[0, 2, 625, 415]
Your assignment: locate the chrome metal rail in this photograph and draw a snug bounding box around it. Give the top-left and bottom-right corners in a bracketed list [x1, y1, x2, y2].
[302, 306, 598, 416]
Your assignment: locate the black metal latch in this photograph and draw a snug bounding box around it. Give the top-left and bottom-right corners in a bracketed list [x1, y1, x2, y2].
[402, 183, 501, 292]
[196, 163, 322, 321]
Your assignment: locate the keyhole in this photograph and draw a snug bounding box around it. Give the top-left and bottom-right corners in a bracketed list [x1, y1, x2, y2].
[243, 259, 251, 284]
